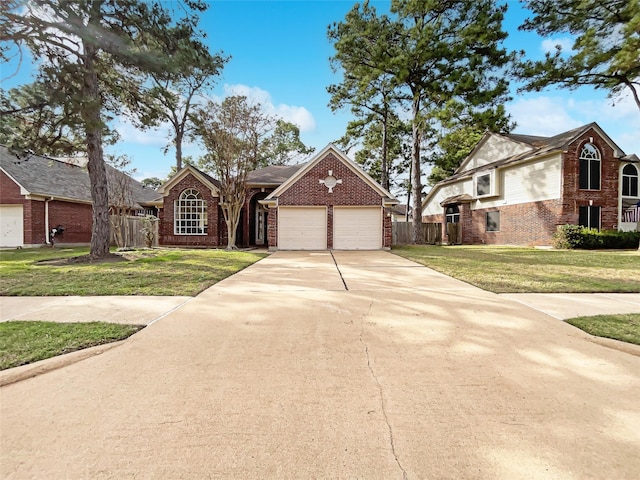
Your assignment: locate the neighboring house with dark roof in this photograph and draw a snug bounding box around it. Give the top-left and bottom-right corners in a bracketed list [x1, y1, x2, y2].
[422, 122, 640, 245]
[156, 144, 398, 250]
[0, 146, 160, 247]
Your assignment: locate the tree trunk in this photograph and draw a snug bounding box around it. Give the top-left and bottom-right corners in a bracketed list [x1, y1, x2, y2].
[221, 199, 242, 250]
[175, 130, 183, 171]
[410, 94, 423, 244]
[83, 44, 111, 258]
[381, 112, 389, 192]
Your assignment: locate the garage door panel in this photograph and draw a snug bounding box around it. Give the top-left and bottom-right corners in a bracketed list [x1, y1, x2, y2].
[334, 207, 381, 250]
[278, 207, 326, 250]
[0, 205, 24, 247]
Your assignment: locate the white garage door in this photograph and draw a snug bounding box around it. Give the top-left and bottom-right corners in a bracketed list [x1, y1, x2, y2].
[0, 205, 24, 247]
[278, 207, 327, 250]
[333, 207, 382, 250]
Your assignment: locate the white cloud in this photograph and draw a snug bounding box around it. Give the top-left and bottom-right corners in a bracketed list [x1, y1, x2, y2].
[222, 83, 317, 132]
[113, 117, 171, 147]
[507, 92, 640, 156]
[507, 96, 581, 136]
[540, 37, 574, 54]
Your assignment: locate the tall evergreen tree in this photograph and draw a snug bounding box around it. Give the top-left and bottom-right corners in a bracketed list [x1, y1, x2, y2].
[1, 0, 211, 257]
[329, 0, 514, 242]
[518, 0, 640, 110]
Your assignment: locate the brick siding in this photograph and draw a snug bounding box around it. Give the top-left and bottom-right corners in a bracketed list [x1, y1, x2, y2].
[276, 153, 391, 248]
[159, 173, 220, 247]
[559, 128, 619, 229]
[2, 171, 93, 246]
[422, 128, 622, 245]
[278, 154, 383, 206]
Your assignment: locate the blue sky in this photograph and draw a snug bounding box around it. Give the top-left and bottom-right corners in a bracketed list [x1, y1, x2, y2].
[4, 0, 639, 188]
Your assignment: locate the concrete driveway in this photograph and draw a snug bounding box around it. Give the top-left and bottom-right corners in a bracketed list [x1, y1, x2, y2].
[1, 251, 639, 479]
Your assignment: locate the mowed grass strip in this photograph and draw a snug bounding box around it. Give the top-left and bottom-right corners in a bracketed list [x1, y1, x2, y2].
[0, 321, 144, 370]
[393, 245, 640, 293]
[566, 314, 640, 346]
[0, 247, 266, 296]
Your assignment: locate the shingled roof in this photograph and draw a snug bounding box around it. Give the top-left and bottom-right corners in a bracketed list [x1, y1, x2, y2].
[0, 145, 160, 208]
[246, 163, 305, 186]
[440, 122, 630, 187]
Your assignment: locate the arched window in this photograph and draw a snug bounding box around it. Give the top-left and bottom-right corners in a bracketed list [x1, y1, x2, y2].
[579, 143, 601, 190]
[622, 164, 638, 197]
[175, 189, 207, 235]
[445, 204, 460, 223]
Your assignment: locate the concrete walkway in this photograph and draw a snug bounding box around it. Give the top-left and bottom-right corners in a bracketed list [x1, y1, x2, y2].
[1, 251, 639, 479]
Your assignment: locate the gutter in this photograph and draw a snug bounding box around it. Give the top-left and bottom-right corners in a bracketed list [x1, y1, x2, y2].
[45, 197, 53, 245]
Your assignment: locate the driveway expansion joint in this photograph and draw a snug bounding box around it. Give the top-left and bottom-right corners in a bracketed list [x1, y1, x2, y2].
[330, 250, 349, 291]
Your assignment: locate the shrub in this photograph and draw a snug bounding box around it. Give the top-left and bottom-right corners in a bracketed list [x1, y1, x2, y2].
[140, 215, 159, 248]
[553, 225, 640, 250]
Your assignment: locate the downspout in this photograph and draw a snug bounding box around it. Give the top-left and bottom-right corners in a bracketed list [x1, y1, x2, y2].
[45, 197, 53, 245]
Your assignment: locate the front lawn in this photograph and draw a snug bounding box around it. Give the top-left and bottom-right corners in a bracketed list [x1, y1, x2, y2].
[566, 314, 640, 346]
[0, 321, 144, 370]
[0, 247, 266, 296]
[393, 245, 640, 293]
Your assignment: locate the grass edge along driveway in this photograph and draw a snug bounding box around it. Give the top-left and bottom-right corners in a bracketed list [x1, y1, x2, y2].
[392, 245, 640, 293]
[0, 321, 144, 370]
[393, 245, 640, 346]
[0, 247, 267, 296]
[0, 247, 266, 370]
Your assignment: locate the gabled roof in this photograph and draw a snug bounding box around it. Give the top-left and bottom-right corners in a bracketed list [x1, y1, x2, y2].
[422, 122, 635, 210]
[247, 163, 305, 186]
[263, 144, 398, 206]
[157, 164, 220, 196]
[445, 122, 629, 187]
[0, 145, 159, 207]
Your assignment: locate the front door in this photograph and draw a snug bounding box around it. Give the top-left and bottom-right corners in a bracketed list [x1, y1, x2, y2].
[255, 203, 268, 245]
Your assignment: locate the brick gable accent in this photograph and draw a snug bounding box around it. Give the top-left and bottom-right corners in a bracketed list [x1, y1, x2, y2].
[278, 153, 383, 206]
[270, 152, 393, 249]
[560, 128, 620, 229]
[159, 173, 219, 247]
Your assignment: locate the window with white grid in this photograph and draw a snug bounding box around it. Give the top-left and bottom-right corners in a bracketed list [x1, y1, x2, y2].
[174, 189, 207, 235]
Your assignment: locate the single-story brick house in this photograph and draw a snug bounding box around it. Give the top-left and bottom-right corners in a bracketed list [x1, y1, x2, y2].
[156, 144, 398, 250]
[0, 146, 159, 247]
[422, 122, 640, 245]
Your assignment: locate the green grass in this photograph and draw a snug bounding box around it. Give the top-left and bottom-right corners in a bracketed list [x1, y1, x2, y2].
[393, 245, 640, 293]
[566, 314, 640, 346]
[0, 321, 144, 370]
[0, 247, 266, 296]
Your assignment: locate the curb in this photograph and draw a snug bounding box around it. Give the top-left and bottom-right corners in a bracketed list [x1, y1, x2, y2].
[0, 340, 125, 387]
[586, 335, 640, 357]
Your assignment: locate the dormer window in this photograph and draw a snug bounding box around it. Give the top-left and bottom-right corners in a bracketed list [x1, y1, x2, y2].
[579, 143, 601, 190]
[474, 170, 496, 198]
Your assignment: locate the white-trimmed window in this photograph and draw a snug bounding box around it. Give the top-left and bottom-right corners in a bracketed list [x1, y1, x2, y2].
[486, 211, 500, 232]
[579, 205, 600, 230]
[445, 205, 460, 223]
[474, 170, 496, 198]
[622, 164, 638, 197]
[175, 189, 207, 235]
[579, 143, 601, 190]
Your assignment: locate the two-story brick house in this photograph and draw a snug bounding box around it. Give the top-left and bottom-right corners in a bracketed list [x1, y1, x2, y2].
[422, 122, 639, 245]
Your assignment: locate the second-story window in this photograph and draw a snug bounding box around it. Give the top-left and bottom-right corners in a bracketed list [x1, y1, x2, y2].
[579, 143, 601, 190]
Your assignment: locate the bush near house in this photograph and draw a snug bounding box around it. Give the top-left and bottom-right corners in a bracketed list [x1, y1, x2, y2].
[553, 225, 640, 250]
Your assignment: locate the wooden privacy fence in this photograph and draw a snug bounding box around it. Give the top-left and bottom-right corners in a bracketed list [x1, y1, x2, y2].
[392, 222, 441, 245]
[109, 215, 159, 248]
